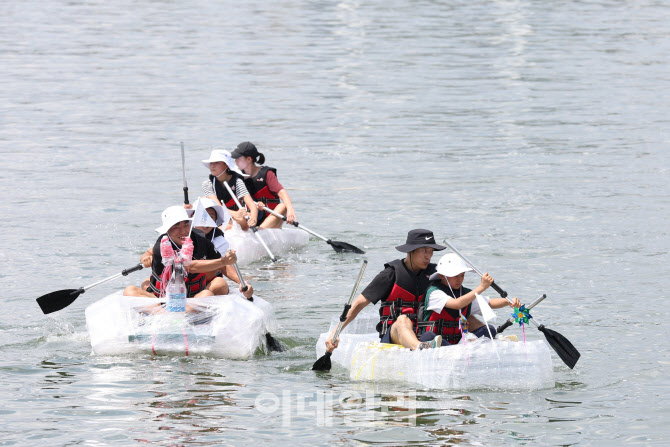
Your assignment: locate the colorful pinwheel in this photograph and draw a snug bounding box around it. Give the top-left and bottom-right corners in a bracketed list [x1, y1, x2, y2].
[511, 305, 532, 327]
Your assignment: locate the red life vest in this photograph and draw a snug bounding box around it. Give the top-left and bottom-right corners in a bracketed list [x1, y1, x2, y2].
[210, 173, 245, 211]
[245, 166, 281, 210]
[418, 281, 472, 345]
[377, 259, 436, 337]
[149, 268, 207, 298]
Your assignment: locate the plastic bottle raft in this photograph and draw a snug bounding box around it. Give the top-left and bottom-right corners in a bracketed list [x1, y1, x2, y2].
[86, 291, 277, 358]
[225, 221, 309, 266]
[315, 313, 555, 390]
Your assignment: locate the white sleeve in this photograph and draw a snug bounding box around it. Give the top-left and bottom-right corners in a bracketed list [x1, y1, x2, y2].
[426, 289, 452, 312]
[202, 179, 214, 196]
[212, 235, 229, 254]
[469, 293, 491, 316]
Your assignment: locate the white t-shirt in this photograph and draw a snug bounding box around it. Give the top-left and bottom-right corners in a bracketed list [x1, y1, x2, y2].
[426, 288, 491, 316]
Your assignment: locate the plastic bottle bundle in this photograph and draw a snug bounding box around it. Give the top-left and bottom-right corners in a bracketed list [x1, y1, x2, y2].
[160, 235, 175, 265]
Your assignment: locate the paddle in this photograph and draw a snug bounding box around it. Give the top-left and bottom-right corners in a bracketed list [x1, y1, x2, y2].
[312, 260, 368, 371]
[36, 264, 144, 314]
[180, 141, 189, 205]
[231, 262, 283, 352]
[497, 294, 547, 334]
[442, 239, 581, 369]
[261, 207, 365, 254]
[222, 181, 277, 262]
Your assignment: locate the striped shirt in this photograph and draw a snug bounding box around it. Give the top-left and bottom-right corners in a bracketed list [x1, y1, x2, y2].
[202, 177, 250, 200]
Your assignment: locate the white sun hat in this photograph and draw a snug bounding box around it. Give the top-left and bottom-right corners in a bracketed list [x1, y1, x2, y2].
[201, 149, 246, 177]
[155, 206, 193, 234]
[429, 253, 474, 280]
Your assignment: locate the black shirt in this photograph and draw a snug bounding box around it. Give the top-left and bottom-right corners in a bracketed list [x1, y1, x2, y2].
[150, 230, 221, 286]
[362, 259, 435, 305]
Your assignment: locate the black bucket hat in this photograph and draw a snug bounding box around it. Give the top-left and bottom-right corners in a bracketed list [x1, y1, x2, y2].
[395, 229, 446, 253]
[231, 141, 259, 159]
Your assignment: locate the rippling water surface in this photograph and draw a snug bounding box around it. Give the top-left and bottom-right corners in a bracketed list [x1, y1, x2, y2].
[1, 1, 669, 445]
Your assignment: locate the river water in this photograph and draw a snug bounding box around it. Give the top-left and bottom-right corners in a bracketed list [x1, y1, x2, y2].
[1, 1, 669, 445]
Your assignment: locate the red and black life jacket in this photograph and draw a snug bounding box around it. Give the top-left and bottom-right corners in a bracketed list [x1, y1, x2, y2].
[149, 268, 207, 298]
[209, 173, 244, 211]
[417, 281, 472, 345]
[244, 166, 281, 210]
[148, 233, 213, 298]
[377, 259, 436, 337]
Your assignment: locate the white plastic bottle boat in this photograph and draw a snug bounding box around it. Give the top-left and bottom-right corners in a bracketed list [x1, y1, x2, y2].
[315, 313, 555, 390]
[86, 290, 277, 358]
[225, 222, 309, 266]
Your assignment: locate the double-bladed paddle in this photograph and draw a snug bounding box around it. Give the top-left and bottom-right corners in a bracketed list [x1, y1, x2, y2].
[231, 262, 283, 352]
[312, 260, 368, 371]
[36, 264, 145, 314]
[222, 181, 277, 262]
[261, 207, 365, 254]
[442, 238, 581, 369]
[497, 294, 547, 334]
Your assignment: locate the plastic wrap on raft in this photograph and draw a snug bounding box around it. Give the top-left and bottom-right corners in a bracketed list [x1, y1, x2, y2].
[315, 313, 554, 390]
[225, 222, 309, 266]
[85, 290, 277, 358]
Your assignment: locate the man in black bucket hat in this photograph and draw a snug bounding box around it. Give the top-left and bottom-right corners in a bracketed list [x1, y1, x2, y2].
[325, 229, 446, 352]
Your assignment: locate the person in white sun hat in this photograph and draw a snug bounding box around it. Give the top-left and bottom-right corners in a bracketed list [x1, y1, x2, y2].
[123, 206, 237, 303]
[416, 253, 522, 346]
[201, 149, 259, 230]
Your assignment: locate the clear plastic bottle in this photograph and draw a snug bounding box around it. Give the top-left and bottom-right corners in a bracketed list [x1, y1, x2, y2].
[166, 259, 187, 313]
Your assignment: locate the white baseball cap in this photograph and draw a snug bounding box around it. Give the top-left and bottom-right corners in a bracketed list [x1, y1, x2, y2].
[429, 253, 474, 280]
[201, 149, 246, 177]
[155, 206, 193, 234]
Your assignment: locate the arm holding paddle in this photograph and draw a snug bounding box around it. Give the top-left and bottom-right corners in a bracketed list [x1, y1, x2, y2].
[325, 294, 371, 352]
[185, 250, 237, 273]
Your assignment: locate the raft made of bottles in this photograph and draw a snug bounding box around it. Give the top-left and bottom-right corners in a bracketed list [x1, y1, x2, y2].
[225, 222, 309, 266]
[86, 290, 277, 358]
[315, 313, 555, 390]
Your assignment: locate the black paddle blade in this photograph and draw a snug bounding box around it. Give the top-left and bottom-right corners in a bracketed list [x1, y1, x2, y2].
[36, 288, 84, 315]
[312, 352, 332, 371]
[538, 325, 581, 369]
[266, 333, 284, 352]
[328, 240, 365, 254]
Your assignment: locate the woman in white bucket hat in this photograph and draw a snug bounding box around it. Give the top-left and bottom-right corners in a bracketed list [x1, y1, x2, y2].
[416, 253, 522, 346]
[123, 206, 238, 305]
[201, 149, 259, 230]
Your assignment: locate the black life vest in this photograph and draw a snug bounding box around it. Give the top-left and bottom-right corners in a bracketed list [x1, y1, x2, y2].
[377, 259, 436, 337]
[245, 166, 281, 210]
[209, 173, 245, 211]
[417, 281, 472, 344]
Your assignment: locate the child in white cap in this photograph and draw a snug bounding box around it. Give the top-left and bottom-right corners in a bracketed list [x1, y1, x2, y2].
[417, 253, 521, 346]
[201, 149, 259, 230]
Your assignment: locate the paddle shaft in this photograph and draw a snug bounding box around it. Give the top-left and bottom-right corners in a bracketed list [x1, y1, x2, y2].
[84, 264, 144, 291]
[442, 239, 507, 298]
[233, 262, 249, 292]
[262, 207, 329, 242]
[332, 260, 368, 342]
[180, 142, 189, 205]
[444, 238, 551, 328]
[222, 181, 276, 262]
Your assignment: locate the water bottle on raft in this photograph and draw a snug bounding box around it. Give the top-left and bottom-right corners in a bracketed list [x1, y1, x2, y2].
[166, 258, 187, 313]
